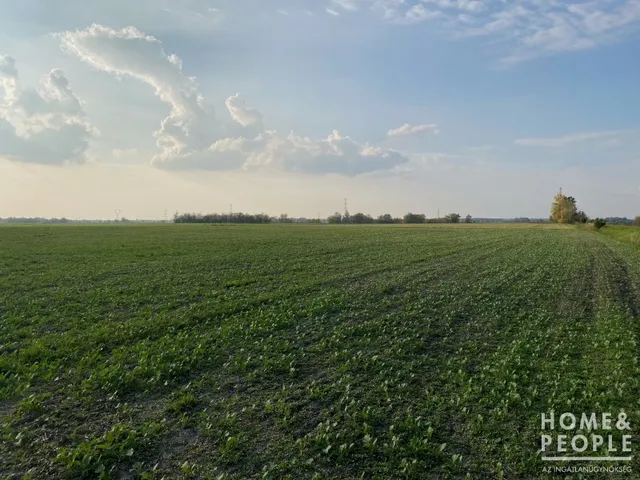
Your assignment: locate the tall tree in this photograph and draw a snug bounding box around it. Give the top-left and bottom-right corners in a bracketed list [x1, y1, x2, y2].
[327, 212, 342, 224]
[445, 213, 461, 224]
[376, 214, 394, 224]
[574, 211, 589, 224]
[550, 191, 578, 224]
[403, 213, 426, 224]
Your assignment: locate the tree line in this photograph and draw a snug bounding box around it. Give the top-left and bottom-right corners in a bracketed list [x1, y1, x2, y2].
[172, 211, 472, 224]
[2, 217, 72, 224]
[173, 212, 272, 224]
[3, 211, 638, 226]
[326, 212, 472, 224]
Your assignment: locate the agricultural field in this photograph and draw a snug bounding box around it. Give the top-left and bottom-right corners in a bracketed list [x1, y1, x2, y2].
[601, 225, 640, 248]
[1, 223, 640, 479]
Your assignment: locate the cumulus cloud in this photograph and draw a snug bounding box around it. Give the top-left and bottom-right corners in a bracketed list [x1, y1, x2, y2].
[225, 94, 263, 128]
[199, 129, 409, 175]
[58, 24, 218, 167]
[0, 56, 19, 103]
[58, 24, 407, 175]
[387, 123, 440, 137]
[194, 96, 409, 175]
[349, 0, 640, 62]
[0, 55, 96, 164]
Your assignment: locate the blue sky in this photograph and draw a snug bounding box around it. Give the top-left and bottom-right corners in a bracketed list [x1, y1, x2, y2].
[0, 0, 639, 219]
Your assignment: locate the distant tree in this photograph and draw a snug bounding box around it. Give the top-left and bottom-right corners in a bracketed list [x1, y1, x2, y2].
[327, 212, 342, 224]
[464, 214, 472, 224]
[376, 214, 394, 224]
[279, 213, 293, 223]
[574, 211, 589, 224]
[593, 218, 606, 230]
[173, 212, 271, 224]
[445, 213, 461, 224]
[403, 213, 426, 224]
[605, 217, 633, 225]
[634, 216, 640, 227]
[351, 212, 374, 224]
[550, 190, 578, 224]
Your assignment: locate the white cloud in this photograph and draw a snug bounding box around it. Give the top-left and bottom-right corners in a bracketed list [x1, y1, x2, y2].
[0, 56, 19, 104]
[352, 0, 640, 62]
[0, 55, 96, 164]
[326, 9, 341, 16]
[514, 130, 624, 147]
[59, 24, 219, 168]
[332, 0, 360, 11]
[372, 2, 441, 24]
[403, 5, 442, 24]
[159, 118, 409, 175]
[200, 129, 409, 175]
[225, 93, 264, 131]
[58, 24, 407, 175]
[387, 123, 440, 137]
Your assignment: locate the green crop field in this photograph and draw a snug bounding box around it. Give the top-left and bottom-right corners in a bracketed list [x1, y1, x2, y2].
[2, 224, 640, 479]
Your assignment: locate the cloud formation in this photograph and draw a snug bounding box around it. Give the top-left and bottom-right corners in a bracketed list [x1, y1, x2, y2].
[224, 93, 265, 138]
[333, 0, 640, 62]
[59, 24, 408, 175]
[387, 123, 440, 137]
[59, 24, 219, 167]
[514, 130, 624, 147]
[332, 0, 360, 11]
[0, 55, 96, 164]
[204, 129, 409, 175]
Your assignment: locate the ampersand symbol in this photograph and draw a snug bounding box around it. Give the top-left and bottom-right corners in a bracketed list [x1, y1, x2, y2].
[617, 412, 631, 430]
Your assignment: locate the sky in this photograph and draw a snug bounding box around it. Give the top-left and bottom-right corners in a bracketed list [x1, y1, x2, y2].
[0, 0, 639, 220]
